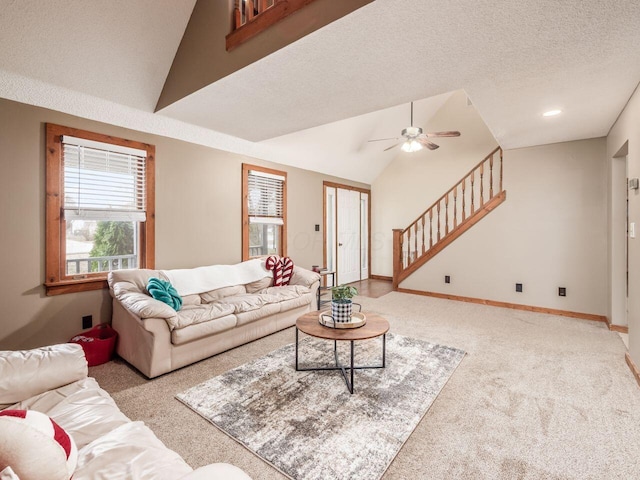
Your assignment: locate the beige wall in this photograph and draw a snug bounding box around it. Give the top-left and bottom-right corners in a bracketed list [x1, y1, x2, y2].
[0, 98, 367, 350]
[372, 92, 608, 316]
[398, 139, 608, 316]
[607, 83, 640, 365]
[371, 91, 499, 276]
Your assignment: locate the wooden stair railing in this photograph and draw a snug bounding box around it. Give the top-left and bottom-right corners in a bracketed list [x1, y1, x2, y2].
[227, 0, 319, 51]
[392, 146, 506, 289]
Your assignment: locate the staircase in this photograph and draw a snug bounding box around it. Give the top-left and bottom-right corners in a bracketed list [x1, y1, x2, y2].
[392, 146, 506, 289]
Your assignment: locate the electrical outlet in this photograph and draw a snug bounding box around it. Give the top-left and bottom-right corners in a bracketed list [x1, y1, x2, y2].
[82, 315, 92, 329]
[445, 275, 451, 284]
[315, 224, 320, 232]
[515, 283, 523, 293]
[559, 287, 566, 297]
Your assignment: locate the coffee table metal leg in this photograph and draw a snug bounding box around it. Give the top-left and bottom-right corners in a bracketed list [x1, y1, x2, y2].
[295, 332, 385, 395]
[382, 334, 386, 367]
[350, 341, 355, 394]
[295, 327, 299, 371]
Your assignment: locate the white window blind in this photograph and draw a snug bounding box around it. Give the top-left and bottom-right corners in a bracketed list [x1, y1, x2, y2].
[248, 170, 284, 223]
[62, 136, 147, 222]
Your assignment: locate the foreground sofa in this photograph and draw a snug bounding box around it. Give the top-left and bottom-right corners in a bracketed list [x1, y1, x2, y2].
[108, 259, 320, 378]
[0, 343, 251, 479]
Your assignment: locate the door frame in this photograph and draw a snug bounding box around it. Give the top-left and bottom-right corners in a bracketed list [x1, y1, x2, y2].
[323, 181, 371, 284]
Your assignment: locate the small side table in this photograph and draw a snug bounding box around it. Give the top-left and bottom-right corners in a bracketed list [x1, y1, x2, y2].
[316, 270, 335, 310]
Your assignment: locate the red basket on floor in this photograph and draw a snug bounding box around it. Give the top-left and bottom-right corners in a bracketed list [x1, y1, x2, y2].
[70, 324, 118, 366]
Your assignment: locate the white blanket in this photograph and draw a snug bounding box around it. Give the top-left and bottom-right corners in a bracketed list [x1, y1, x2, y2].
[163, 259, 272, 296]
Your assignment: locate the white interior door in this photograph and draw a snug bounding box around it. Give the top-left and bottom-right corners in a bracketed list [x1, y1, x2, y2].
[361, 193, 369, 280]
[337, 188, 361, 285]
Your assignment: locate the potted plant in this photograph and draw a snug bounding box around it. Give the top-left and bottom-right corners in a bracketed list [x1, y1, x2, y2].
[331, 284, 358, 323]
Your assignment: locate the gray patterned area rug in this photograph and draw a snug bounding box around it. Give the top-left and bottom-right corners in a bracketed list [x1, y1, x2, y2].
[176, 333, 465, 480]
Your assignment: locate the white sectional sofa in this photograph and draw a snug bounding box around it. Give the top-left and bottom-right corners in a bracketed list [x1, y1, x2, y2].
[108, 259, 320, 378]
[0, 343, 250, 479]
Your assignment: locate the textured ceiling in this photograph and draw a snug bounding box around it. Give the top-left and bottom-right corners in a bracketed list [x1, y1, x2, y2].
[159, 0, 640, 150]
[0, 0, 196, 111]
[0, 0, 639, 184]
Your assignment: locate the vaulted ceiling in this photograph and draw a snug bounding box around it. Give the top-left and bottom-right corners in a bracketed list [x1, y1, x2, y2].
[0, 0, 639, 184]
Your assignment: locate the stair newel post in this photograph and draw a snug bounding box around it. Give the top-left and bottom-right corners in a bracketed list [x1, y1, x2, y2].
[479, 161, 485, 207]
[429, 209, 433, 248]
[489, 153, 494, 199]
[453, 186, 458, 228]
[392, 229, 403, 290]
[421, 216, 426, 254]
[445, 194, 450, 235]
[470, 170, 475, 214]
[462, 178, 466, 221]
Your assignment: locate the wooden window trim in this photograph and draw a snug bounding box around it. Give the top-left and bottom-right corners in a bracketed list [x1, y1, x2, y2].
[45, 123, 155, 296]
[242, 163, 287, 261]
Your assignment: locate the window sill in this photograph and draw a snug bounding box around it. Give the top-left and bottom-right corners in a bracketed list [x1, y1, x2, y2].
[45, 278, 108, 296]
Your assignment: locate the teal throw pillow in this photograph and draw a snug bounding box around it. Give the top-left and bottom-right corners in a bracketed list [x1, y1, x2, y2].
[147, 277, 182, 311]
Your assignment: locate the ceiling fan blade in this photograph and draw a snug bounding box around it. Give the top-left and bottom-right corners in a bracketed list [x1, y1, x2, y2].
[367, 137, 399, 143]
[424, 131, 461, 138]
[417, 137, 440, 150]
[383, 142, 401, 151]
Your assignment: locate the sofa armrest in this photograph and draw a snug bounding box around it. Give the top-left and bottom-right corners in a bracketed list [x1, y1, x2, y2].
[178, 463, 252, 480]
[289, 266, 321, 288]
[0, 343, 88, 406]
[116, 291, 178, 320]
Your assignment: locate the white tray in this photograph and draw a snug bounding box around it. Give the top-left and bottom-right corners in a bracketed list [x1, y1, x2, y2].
[319, 311, 367, 329]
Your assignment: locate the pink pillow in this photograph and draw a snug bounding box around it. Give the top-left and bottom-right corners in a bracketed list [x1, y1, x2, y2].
[0, 410, 77, 480]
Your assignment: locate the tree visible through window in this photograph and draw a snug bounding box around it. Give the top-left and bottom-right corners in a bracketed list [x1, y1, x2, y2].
[45, 124, 155, 295]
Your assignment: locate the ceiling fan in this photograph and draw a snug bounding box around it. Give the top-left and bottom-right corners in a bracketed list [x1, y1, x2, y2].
[368, 102, 461, 152]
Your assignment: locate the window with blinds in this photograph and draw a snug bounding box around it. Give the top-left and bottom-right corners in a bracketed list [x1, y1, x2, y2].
[242, 164, 287, 260]
[247, 169, 285, 225]
[62, 136, 147, 222]
[45, 123, 155, 295]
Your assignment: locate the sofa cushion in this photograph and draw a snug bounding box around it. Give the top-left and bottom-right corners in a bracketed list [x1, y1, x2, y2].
[181, 294, 201, 307]
[72, 422, 192, 480]
[0, 344, 87, 407]
[217, 294, 265, 313]
[9, 378, 130, 450]
[235, 303, 281, 327]
[200, 285, 246, 303]
[259, 285, 311, 301]
[288, 266, 321, 288]
[171, 303, 236, 330]
[171, 315, 237, 346]
[245, 276, 272, 293]
[279, 293, 314, 312]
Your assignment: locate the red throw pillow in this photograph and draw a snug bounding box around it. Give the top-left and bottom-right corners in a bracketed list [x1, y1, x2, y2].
[0, 409, 77, 480]
[280, 257, 294, 286]
[265, 256, 295, 286]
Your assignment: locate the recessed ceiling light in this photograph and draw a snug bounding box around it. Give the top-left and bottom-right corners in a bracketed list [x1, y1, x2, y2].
[543, 109, 562, 117]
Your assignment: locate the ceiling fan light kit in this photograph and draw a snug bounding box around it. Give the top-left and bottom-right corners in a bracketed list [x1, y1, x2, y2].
[369, 102, 461, 153]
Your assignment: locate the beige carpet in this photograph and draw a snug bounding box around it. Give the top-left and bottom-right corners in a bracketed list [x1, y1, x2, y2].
[90, 292, 640, 479]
